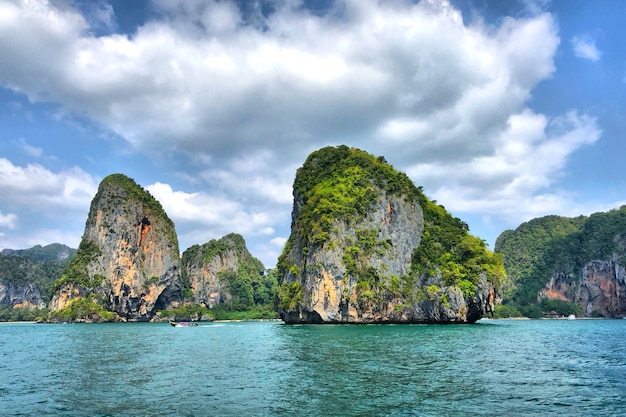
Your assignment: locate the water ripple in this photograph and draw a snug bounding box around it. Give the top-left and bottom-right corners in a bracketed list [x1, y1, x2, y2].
[1, 320, 625, 416]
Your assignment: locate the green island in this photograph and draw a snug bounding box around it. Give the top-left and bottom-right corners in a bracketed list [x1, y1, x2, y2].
[276, 145, 506, 318]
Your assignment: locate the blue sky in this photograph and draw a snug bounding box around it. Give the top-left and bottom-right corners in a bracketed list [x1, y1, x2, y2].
[1, 0, 624, 268]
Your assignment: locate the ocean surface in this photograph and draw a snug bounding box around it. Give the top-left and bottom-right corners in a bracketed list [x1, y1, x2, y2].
[1, 319, 625, 417]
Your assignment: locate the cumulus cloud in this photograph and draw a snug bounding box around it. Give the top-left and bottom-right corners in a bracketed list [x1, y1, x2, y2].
[571, 34, 601, 61]
[0, 158, 97, 251]
[0, 158, 97, 209]
[145, 181, 289, 253]
[0, 0, 604, 259]
[408, 110, 601, 221]
[0, 211, 17, 229]
[0, 0, 560, 160]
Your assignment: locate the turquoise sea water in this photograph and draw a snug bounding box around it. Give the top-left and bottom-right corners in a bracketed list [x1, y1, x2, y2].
[0, 319, 625, 416]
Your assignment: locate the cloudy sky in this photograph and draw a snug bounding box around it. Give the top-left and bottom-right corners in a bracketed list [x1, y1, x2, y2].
[1, 0, 624, 267]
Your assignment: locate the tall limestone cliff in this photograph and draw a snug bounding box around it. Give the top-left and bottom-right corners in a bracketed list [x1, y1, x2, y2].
[277, 146, 504, 324]
[181, 233, 273, 310]
[50, 174, 182, 321]
[495, 206, 626, 317]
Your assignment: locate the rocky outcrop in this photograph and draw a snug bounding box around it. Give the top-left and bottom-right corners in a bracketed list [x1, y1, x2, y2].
[277, 146, 501, 324]
[497, 206, 626, 317]
[540, 257, 626, 317]
[0, 281, 45, 309]
[50, 174, 182, 321]
[181, 233, 265, 308]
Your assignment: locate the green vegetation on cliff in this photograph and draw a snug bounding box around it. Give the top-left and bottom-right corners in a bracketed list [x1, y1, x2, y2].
[180, 233, 278, 319]
[49, 296, 116, 322]
[495, 215, 585, 306]
[291, 145, 421, 247]
[412, 197, 506, 298]
[277, 145, 506, 313]
[51, 240, 103, 293]
[0, 253, 71, 303]
[495, 206, 626, 315]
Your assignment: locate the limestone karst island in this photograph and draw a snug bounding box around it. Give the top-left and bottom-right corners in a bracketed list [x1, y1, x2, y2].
[1, 146, 625, 322]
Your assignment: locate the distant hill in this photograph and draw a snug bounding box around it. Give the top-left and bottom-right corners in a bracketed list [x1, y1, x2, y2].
[495, 206, 626, 317]
[0, 244, 76, 309]
[1, 243, 76, 262]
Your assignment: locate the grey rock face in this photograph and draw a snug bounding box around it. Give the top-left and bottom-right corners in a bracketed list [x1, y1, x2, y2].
[0, 282, 45, 309]
[181, 233, 265, 308]
[279, 192, 425, 323]
[540, 257, 626, 317]
[182, 247, 238, 308]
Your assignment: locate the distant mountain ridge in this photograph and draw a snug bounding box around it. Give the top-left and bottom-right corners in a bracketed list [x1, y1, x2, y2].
[1, 243, 76, 262]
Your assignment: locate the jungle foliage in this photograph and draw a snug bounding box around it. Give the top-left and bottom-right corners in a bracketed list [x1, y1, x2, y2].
[48, 296, 116, 322]
[412, 196, 506, 298]
[0, 307, 49, 322]
[181, 234, 278, 315]
[51, 240, 103, 294]
[495, 206, 626, 313]
[277, 145, 507, 309]
[289, 145, 421, 247]
[0, 248, 74, 304]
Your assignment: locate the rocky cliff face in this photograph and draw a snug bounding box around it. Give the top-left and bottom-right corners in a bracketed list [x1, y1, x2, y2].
[496, 207, 626, 317]
[277, 146, 501, 324]
[0, 281, 45, 309]
[181, 233, 265, 308]
[0, 249, 71, 309]
[540, 257, 626, 317]
[50, 174, 182, 321]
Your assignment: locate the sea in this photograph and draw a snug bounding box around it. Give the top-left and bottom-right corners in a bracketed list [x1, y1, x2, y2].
[0, 319, 624, 417]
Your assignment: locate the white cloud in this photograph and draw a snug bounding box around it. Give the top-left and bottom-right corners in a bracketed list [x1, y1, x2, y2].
[0, 158, 97, 209]
[0, 211, 17, 229]
[0, 0, 606, 258]
[270, 237, 287, 248]
[571, 34, 601, 61]
[407, 110, 601, 222]
[145, 181, 288, 252]
[0, 156, 98, 249]
[0, 227, 83, 252]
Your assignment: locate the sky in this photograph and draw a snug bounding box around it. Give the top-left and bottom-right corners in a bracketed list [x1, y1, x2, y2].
[1, 0, 625, 268]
